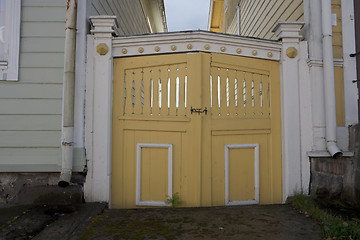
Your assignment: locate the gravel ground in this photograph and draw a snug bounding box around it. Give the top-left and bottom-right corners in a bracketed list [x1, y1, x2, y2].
[77, 204, 323, 240]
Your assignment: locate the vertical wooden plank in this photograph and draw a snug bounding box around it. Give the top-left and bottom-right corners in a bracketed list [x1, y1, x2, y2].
[124, 69, 133, 115]
[123, 130, 136, 207]
[142, 67, 151, 116]
[169, 65, 177, 116]
[253, 73, 261, 118]
[244, 71, 253, 118]
[219, 68, 228, 117]
[262, 74, 270, 118]
[134, 69, 142, 115]
[160, 66, 168, 116]
[201, 53, 212, 206]
[236, 71, 244, 117]
[177, 64, 186, 116]
[228, 69, 236, 117]
[211, 66, 220, 117]
[211, 136, 225, 206]
[152, 68, 160, 116]
[181, 53, 202, 206]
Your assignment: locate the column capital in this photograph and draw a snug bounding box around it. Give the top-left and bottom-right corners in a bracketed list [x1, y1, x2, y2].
[273, 22, 305, 42]
[89, 15, 119, 37]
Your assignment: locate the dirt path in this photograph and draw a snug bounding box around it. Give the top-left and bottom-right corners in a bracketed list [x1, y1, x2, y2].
[78, 204, 323, 240]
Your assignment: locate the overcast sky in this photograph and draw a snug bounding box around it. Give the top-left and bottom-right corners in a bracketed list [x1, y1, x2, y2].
[164, 0, 210, 32]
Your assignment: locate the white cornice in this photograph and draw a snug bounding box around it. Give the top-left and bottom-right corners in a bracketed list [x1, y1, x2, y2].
[112, 31, 282, 60]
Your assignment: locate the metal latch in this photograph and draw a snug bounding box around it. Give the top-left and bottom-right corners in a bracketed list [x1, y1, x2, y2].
[191, 107, 208, 115]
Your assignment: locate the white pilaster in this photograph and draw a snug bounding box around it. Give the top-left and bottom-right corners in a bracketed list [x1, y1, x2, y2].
[273, 22, 305, 200]
[84, 16, 118, 204]
[342, 0, 358, 127]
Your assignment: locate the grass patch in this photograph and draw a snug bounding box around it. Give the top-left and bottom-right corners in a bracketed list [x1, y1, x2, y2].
[287, 194, 360, 240]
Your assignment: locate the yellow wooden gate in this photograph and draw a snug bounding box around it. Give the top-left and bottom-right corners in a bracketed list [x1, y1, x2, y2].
[112, 52, 282, 208]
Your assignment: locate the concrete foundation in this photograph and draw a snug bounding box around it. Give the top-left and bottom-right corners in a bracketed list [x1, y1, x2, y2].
[0, 173, 84, 207]
[310, 124, 360, 208]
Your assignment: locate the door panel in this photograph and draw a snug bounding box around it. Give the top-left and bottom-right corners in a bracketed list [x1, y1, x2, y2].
[112, 52, 282, 208]
[139, 146, 169, 203]
[228, 147, 255, 203]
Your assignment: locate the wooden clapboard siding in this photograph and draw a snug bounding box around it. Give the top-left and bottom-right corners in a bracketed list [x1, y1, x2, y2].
[0, 83, 62, 99]
[0, 2, 66, 172]
[0, 0, 155, 172]
[21, 38, 65, 53]
[20, 53, 65, 68]
[0, 115, 61, 131]
[90, 0, 150, 35]
[0, 99, 62, 116]
[0, 148, 61, 164]
[21, 22, 65, 38]
[238, 0, 304, 40]
[19, 68, 64, 83]
[0, 131, 61, 148]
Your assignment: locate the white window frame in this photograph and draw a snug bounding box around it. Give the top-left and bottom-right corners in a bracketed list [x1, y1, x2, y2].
[0, 0, 21, 81]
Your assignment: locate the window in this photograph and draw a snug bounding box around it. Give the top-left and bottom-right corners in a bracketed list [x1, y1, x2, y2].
[0, 0, 21, 81]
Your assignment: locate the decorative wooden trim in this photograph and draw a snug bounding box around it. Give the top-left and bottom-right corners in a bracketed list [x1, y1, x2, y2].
[112, 31, 281, 60]
[136, 143, 173, 207]
[224, 144, 259, 206]
[0, 0, 21, 81]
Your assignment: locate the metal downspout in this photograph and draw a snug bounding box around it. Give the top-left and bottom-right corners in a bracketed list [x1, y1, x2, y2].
[59, 0, 77, 187]
[321, 0, 343, 158]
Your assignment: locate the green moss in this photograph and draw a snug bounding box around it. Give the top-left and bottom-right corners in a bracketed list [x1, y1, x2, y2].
[77, 215, 109, 240]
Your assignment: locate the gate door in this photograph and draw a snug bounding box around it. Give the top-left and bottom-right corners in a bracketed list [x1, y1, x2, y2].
[112, 52, 281, 208]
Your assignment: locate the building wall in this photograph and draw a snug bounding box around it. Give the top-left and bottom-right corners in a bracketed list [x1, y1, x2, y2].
[225, 0, 304, 40]
[0, 1, 66, 172]
[0, 0, 155, 173]
[90, 0, 150, 34]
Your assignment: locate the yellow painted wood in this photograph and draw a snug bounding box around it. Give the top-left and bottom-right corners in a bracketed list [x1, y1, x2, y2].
[209, 0, 225, 32]
[177, 64, 187, 116]
[229, 148, 255, 202]
[142, 67, 152, 116]
[112, 52, 282, 208]
[219, 67, 227, 117]
[334, 67, 345, 126]
[169, 65, 177, 116]
[262, 75, 270, 117]
[332, 1, 343, 59]
[200, 53, 213, 206]
[140, 147, 168, 202]
[228, 69, 236, 116]
[134, 69, 142, 115]
[181, 53, 203, 207]
[152, 68, 160, 116]
[211, 66, 220, 116]
[253, 73, 261, 118]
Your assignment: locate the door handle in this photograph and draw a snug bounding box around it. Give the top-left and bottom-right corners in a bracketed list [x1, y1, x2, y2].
[191, 107, 208, 115]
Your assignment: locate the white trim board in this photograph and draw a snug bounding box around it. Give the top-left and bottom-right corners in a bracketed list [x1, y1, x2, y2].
[225, 144, 259, 206]
[112, 31, 281, 61]
[0, 0, 21, 81]
[136, 143, 173, 207]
